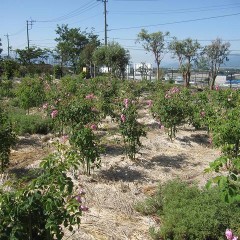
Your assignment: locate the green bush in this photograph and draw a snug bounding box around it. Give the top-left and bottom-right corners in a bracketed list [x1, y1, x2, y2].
[0, 107, 16, 172]
[135, 180, 240, 240]
[10, 112, 53, 135]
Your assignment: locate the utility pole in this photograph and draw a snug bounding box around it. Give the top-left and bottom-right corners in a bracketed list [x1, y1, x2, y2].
[26, 19, 35, 63]
[98, 0, 108, 45]
[4, 34, 10, 58]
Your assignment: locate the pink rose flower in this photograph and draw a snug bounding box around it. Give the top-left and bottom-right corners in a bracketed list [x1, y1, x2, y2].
[124, 98, 129, 108]
[60, 135, 68, 143]
[51, 110, 58, 118]
[42, 103, 48, 109]
[85, 93, 95, 99]
[147, 100, 153, 107]
[226, 229, 233, 240]
[120, 114, 126, 122]
[79, 205, 89, 211]
[75, 195, 82, 203]
[90, 124, 97, 131]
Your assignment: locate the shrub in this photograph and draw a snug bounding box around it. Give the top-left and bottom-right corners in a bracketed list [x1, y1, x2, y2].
[0, 107, 16, 172]
[0, 142, 86, 239]
[15, 77, 45, 113]
[119, 98, 146, 160]
[10, 111, 53, 135]
[135, 180, 240, 240]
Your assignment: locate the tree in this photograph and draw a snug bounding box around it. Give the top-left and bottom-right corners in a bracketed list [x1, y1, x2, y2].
[15, 77, 45, 113]
[55, 24, 92, 74]
[16, 46, 50, 65]
[1, 58, 19, 79]
[0, 38, 2, 58]
[202, 38, 230, 90]
[169, 38, 201, 87]
[93, 42, 130, 79]
[80, 33, 100, 78]
[0, 38, 3, 77]
[0, 107, 16, 173]
[136, 29, 169, 81]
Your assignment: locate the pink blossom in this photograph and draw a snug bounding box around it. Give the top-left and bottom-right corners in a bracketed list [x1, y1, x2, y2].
[170, 87, 180, 94]
[160, 125, 164, 130]
[91, 107, 98, 112]
[165, 94, 171, 99]
[85, 93, 95, 99]
[79, 189, 86, 195]
[233, 236, 238, 240]
[226, 229, 233, 240]
[200, 111, 206, 117]
[51, 110, 58, 118]
[90, 124, 97, 131]
[147, 100, 153, 107]
[60, 135, 68, 143]
[215, 85, 220, 91]
[120, 114, 126, 122]
[124, 98, 129, 108]
[42, 103, 48, 109]
[75, 195, 82, 203]
[79, 205, 89, 211]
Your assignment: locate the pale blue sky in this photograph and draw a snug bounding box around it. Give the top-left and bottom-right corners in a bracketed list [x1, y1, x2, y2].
[1, 0, 240, 66]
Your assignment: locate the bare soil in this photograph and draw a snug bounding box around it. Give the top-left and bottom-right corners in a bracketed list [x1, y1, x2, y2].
[8, 106, 220, 240]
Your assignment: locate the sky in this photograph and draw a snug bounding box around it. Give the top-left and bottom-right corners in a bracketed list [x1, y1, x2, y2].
[0, 0, 240, 67]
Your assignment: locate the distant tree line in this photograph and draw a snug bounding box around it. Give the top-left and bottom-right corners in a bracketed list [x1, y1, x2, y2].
[0, 25, 230, 89]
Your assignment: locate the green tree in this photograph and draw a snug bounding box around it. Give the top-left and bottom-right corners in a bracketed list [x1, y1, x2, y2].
[169, 38, 201, 87]
[55, 24, 91, 74]
[80, 33, 100, 78]
[16, 46, 50, 65]
[15, 77, 45, 113]
[202, 38, 230, 90]
[1, 58, 19, 79]
[137, 29, 169, 81]
[93, 42, 130, 79]
[0, 38, 3, 78]
[0, 107, 16, 173]
[0, 38, 2, 57]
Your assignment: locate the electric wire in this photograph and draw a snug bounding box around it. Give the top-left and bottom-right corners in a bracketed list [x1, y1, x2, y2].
[106, 12, 240, 32]
[35, 0, 100, 23]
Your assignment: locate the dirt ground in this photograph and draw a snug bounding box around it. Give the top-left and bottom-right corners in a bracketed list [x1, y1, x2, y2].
[8, 106, 221, 240]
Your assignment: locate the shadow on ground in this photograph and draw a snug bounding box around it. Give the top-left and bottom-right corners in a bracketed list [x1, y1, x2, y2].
[138, 153, 189, 169]
[100, 165, 146, 182]
[14, 136, 42, 150]
[176, 133, 210, 146]
[8, 167, 42, 180]
[103, 144, 125, 156]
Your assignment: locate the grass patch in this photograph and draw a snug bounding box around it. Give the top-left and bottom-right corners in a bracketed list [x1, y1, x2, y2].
[135, 180, 240, 240]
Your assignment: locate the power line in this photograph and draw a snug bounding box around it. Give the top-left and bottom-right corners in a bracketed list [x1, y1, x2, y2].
[111, 4, 240, 15]
[8, 27, 26, 36]
[36, 1, 100, 23]
[107, 12, 240, 32]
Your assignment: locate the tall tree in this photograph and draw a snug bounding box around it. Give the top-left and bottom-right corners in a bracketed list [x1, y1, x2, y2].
[80, 33, 100, 78]
[16, 46, 50, 65]
[169, 38, 201, 87]
[0, 38, 2, 58]
[93, 42, 130, 79]
[202, 38, 230, 90]
[0, 38, 3, 77]
[136, 29, 169, 81]
[55, 24, 90, 74]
